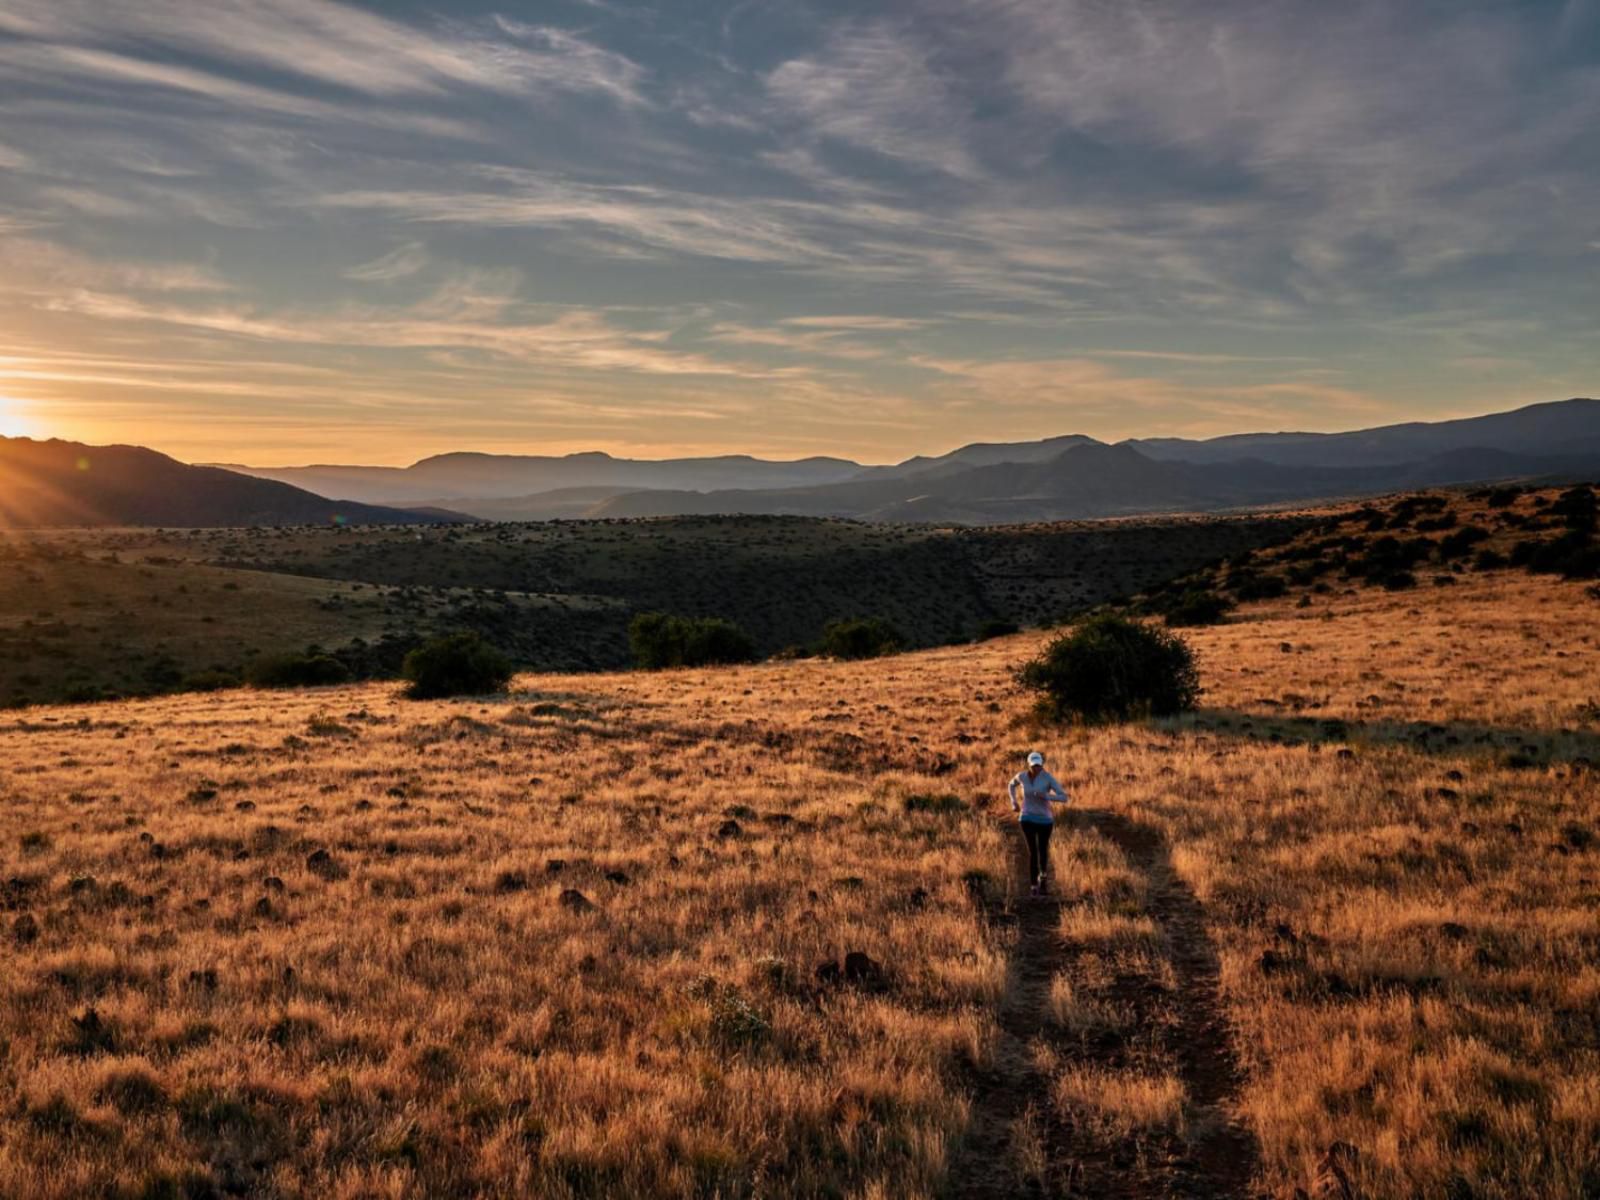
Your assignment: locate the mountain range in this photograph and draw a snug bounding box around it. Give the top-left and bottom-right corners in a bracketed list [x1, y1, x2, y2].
[225, 398, 1600, 524]
[2, 398, 1594, 529]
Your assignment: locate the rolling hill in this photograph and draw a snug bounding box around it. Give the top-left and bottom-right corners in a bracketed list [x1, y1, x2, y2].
[0, 436, 461, 529]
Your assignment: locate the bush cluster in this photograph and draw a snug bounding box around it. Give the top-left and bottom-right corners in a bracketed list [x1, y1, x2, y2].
[628, 613, 757, 669]
[246, 653, 349, 689]
[820, 617, 904, 660]
[401, 632, 513, 699]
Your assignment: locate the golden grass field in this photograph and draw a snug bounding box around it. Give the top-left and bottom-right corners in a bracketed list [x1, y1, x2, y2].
[2, 560, 1597, 1197]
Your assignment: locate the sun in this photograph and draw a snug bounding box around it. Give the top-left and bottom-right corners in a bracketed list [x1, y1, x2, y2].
[0, 395, 35, 438]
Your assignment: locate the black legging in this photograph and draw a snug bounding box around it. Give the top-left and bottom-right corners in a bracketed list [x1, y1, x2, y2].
[1021, 820, 1052, 884]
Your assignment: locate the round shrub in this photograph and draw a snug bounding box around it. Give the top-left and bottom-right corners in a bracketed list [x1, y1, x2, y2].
[401, 632, 513, 699]
[820, 616, 904, 660]
[1018, 615, 1198, 722]
[628, 613, 757, 669]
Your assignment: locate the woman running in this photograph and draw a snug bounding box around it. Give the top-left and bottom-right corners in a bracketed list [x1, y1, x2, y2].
[1007, 750, 1069, 897]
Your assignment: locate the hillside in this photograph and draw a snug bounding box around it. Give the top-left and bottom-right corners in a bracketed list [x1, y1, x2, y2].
[0, 563, 1595, 1198]
[0, 512, 1302, 707]
[0, 437, 457, 530]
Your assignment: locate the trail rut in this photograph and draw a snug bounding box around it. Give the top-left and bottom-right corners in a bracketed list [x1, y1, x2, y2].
[944, 809, 1262, 1199]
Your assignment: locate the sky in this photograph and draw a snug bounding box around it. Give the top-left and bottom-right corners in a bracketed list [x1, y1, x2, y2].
[0, 0, 1596, 466]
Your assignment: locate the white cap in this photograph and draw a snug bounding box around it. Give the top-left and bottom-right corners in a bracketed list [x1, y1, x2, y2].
[1026, 751, 1044, 766]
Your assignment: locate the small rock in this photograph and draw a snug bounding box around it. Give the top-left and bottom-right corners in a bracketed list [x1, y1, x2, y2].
[493, 870, 529, 894]
[1258, 948, 1294, 974]
[716, 819, 742, 839]
[842, 951, 886, 988]
[558, 889, 595, 913]
[1312, 1141, 1360, 1200]
[306, 848, 345, 880]
[604, 870, 631, 886]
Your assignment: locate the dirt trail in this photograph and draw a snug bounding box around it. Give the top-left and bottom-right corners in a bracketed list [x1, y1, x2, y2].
[945, 810, 1261, 1199]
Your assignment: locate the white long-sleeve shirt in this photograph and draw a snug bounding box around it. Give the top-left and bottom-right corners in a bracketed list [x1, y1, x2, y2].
[1008, 768, 1068, 824]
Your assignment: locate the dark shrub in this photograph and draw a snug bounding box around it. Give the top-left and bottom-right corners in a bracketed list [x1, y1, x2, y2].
[247, 654, 349, 689]
[1018, 615, 1199, 722]
[1438, 526, 1489, 559]
[1380, 571, 1418, 591]
[628, 613, 757, 669]
[1518, 531, 1600, 580]
[975, 619, 1021, 641]
[1554, 485, 1597, 534]
[401, 632, 513, 699]
[1486, 487, 1522, 508]
[820, 617, 904, 660]
[1233, 573, 1287, 601]
[1163, 589, 1233, 627]
[1473, 548, 1508, 571]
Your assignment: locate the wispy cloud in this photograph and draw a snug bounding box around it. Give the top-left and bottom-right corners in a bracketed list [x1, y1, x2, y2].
[342, 242, 430, 283]
[0, 0, 648, 104]
[0, 0, 1593, 462]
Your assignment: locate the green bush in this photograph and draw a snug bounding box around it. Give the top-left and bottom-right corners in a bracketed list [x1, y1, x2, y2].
[1018, 615, 1198, 722]
[820, 616, 904, 660]
[401, 632, 513, 699]
[247, 653, 349, 689]
[1163, 589, 1233, 627]
[628, 613, 756, 669]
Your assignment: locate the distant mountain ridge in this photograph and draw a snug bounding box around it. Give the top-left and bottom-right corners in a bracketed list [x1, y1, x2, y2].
[0, 437, 462, 529]
[213, 398, 1597, 521]
[1126, 398, 1600, 466]
[592, 439, 1600, 524]
[211, 450, 866, 506]
[27, 396, 1598, 527]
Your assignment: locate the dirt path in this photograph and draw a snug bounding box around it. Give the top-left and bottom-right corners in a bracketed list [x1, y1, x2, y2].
[944, 810, 1261, 1199]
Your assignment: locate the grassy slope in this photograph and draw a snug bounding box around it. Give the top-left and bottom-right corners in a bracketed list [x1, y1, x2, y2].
[1, 559, 1597, 1196]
